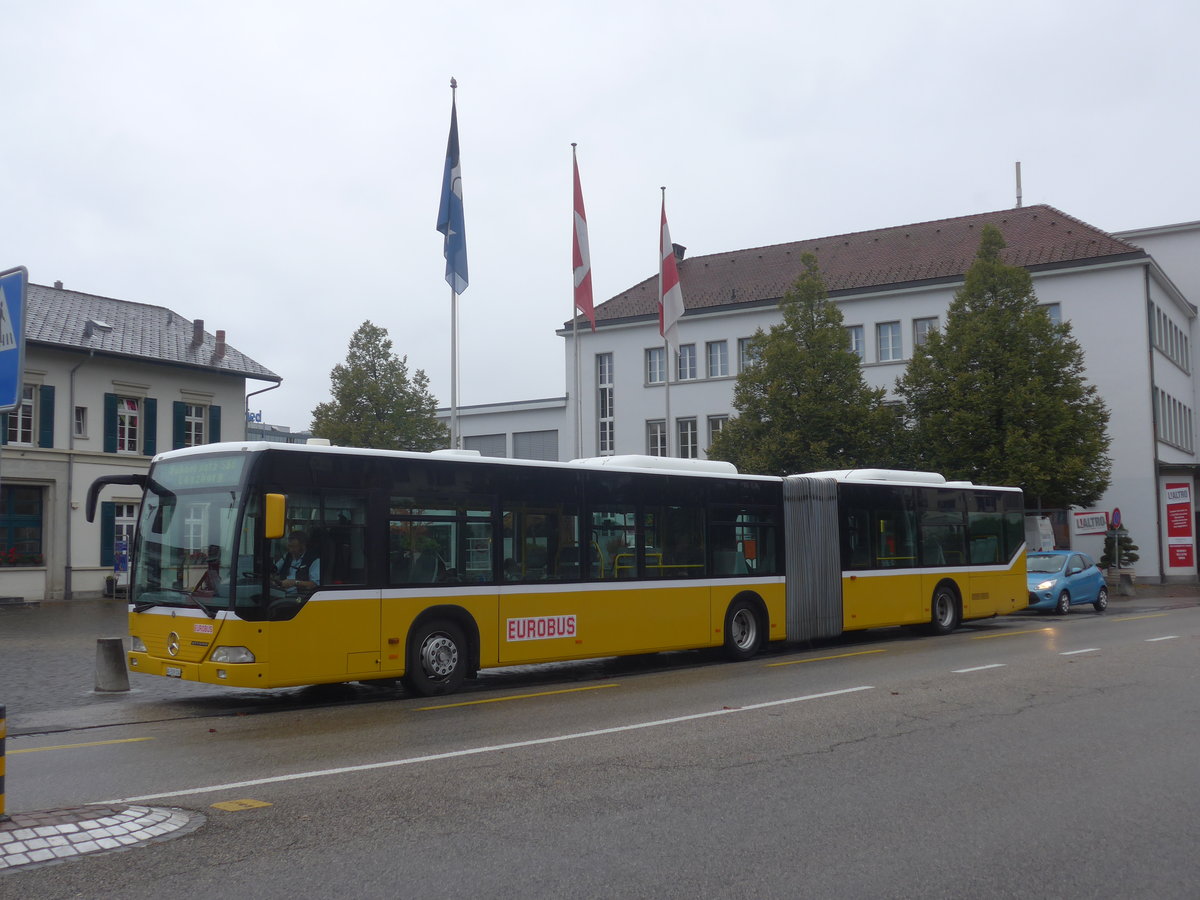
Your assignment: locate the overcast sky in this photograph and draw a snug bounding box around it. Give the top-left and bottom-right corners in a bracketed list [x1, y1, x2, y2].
[3, 0, 1197, 430]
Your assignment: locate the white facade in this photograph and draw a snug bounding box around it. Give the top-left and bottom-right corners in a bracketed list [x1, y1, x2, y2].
[449, 209, 1200, 583]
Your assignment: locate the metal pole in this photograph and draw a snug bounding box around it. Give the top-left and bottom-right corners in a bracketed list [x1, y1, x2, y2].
[450, 286, 459, 449]
[1, 703, 8, 821]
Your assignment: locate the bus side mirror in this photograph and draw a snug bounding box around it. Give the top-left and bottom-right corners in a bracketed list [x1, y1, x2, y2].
[265, 493, 287, 540]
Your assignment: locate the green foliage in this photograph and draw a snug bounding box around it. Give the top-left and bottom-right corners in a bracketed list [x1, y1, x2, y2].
[310, 321, 449, 451]
[708, 254, 900, 475]
[1100, 527, 1140, 568]
[895, 225, 1111, 507]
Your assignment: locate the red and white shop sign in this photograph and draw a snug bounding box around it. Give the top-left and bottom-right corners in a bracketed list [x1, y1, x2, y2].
[1164, 482, 1194, 568]
[1072, 511, 1109, 535]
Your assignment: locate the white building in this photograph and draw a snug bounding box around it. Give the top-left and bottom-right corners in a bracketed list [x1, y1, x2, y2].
[1, 282, 279, 601]
[445, 204, 1200, 584]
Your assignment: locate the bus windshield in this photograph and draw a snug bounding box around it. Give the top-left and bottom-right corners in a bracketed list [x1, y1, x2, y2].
[131, 454, 248, 614]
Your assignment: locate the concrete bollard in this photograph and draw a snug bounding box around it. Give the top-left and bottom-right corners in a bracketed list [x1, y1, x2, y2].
[95, 638, 131, 692]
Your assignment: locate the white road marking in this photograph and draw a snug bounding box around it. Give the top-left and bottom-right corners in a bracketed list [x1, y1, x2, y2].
[105, 685, 875, 803]
[951, 663, 1007, 673]
[1145, 635, 1179, 642]
[1060, 649, 1099, 656]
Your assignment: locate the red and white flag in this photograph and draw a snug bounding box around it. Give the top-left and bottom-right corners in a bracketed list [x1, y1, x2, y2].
[572, 149, 596, 330]
[659, 195, 684, 348]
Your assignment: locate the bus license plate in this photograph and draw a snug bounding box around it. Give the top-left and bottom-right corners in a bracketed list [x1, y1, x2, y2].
[165, 666, 183, 678]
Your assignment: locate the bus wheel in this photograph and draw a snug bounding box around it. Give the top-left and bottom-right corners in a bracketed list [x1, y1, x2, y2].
[929, 584, 961, 636]
[723, 599, 763, 661]
[404, 619, 467, 697]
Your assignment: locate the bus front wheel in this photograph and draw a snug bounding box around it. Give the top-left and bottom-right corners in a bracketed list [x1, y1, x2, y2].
[404, 619, 467, 697]
[723, 598, 764, 661]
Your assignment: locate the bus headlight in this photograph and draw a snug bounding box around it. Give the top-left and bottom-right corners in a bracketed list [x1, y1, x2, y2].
[211, 646, 256, 664]
[131, 636, 147, 653]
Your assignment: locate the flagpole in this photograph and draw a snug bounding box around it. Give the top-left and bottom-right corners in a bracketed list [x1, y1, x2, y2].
[572, 144, 582, 459]
[660, 186, 672, 458]
[449, 77, 460, 450]
[437, 75, 467, 451]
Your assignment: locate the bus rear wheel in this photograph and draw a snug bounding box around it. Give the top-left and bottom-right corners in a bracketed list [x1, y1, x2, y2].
[723, 598, 764, 661]
[929, 584, 961, 636]
[404, 619, 467, 697]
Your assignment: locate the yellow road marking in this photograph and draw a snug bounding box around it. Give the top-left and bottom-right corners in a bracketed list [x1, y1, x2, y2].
[211, 798, 272, 811]
[767, 648, 887, 667]
[9, 737, 154, 754]
[419, 683, 620, 710]
[1112, 613, 1171, 623]
[972, 628, 1055, 640]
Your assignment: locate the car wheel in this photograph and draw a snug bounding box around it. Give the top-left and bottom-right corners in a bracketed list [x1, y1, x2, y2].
[1055, 590, 1071, 615]
[1094, 586, 1108, 612]
[929, 584, 961, 635]
[404, 618, 467, 697]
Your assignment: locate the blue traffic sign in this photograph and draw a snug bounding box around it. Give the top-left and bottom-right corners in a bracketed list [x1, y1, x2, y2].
[0, 266, 28, 413]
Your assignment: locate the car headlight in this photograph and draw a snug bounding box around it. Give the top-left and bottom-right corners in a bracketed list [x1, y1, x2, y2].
[1035, 579, 1057, 591]
[210, 646, 256, 663]
[130, 635, 147, 652]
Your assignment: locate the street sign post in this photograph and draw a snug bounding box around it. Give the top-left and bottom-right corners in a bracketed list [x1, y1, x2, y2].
[0, 266, 28, 413]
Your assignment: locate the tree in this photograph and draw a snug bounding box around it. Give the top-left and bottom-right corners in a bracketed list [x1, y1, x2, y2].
[708, 253, 899, 475]
[310, 321, 448, 451]
[895, 225, 1110, 507]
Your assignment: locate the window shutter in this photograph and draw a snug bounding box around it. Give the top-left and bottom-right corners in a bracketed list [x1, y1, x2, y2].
[103, 394, 118, 453]
[143, 398, 157, 456]
[100, 501, 116, 567]
[38, 385, 55, 448]
[173, 401, 186, 450]
[209, 405, 221, 443]
[0, 412, 7, 446]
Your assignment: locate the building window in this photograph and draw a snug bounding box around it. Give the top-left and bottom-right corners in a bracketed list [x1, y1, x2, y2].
[1155, 387, 1195, 452]
[117, 398, 140, 453]
[74, 406, 88, 438]
[597, 352, 614, 455]
[706, 340, 729, 378]
[514, 430, 558, 461]
[183, 404, 206, 447]
[707, 415, 728, 449]
[647, 420, 667, 456]
[913, 317, 938, 348]
[738, 337, 758, 372]
[645, 347, 665, 385]
[677, 344, 697, 381]
[1150, 303, 1190, 373]
[114, 502, 137, 556]
[877, 322, 902, 362]
[463, 433, 506, 457]
[1042, 303, 1062, 327]
[6, 384, 34, 445]
[677, 418, 698, 459]
[846, 325, 864, 360]
[0, 484, 43, 566]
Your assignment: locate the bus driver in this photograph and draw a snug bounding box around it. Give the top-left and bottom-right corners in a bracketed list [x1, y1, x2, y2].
[274, 531, 321, 596]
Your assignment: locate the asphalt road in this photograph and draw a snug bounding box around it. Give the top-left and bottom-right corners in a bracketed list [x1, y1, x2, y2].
[3, 592, 1200, 898]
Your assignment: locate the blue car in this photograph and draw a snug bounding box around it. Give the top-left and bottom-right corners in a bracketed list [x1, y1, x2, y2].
[1026, 550, 1108, 614]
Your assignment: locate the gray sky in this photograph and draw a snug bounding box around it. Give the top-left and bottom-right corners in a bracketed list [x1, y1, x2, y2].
[3, 0, 1197, 430]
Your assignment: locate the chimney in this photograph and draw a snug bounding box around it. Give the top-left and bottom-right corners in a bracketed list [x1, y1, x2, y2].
[54, 280, 63, 290]
[192, 319, 204, 347]
[672, 243, 687, 261]
[214, 330, 226, 359]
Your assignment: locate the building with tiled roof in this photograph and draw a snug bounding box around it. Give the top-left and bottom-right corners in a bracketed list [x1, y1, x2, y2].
[444, 203, 1200, 584]
[2, 281, 279, 601]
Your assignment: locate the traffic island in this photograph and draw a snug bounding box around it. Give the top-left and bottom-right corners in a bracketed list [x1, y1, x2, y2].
[0, 804, 204, 871]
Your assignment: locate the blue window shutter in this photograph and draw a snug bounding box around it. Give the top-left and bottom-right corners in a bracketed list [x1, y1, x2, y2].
[0, 412, 7, 446]
[210, 405, 222, 443]
[143, 398, 157, 456]
[173, 401, 186, 449]
[38, 385, 55, 448]
[103, 393, 118, 453]
[100, 501, 116, 567]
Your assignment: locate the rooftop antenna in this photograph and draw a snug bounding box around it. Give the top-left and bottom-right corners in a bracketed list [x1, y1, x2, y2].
[1015, 161, 1023, 208]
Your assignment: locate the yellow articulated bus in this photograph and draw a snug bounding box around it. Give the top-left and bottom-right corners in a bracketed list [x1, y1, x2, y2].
[87, 443, 1026, 696]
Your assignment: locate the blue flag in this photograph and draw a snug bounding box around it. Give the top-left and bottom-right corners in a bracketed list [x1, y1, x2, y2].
[437, 97, 468, 294]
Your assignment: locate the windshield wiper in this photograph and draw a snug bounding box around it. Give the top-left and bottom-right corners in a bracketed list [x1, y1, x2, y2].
[132, 587, 218, 618]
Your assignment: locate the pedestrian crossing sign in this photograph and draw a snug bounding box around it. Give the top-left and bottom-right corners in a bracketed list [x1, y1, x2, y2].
[0, 266, 27, 413]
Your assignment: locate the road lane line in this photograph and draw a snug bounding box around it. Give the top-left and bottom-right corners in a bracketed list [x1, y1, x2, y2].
[971, 628, 1054, 640]
[1060, 649, 1099, 656]
[1146, 636, 1179, 642]
[952, 663, 1006, 673]
[419, 683, 620, 710]
[1112, 613, 1171, 623]
[767, 649, 887, 667]
[9, 737, 154, 754]
[104, 685, 875, 804]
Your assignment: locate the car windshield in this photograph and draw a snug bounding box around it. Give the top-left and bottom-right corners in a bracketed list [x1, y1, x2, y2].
[130, 455, 248, 613]
[1027, 555, 1064, 574]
